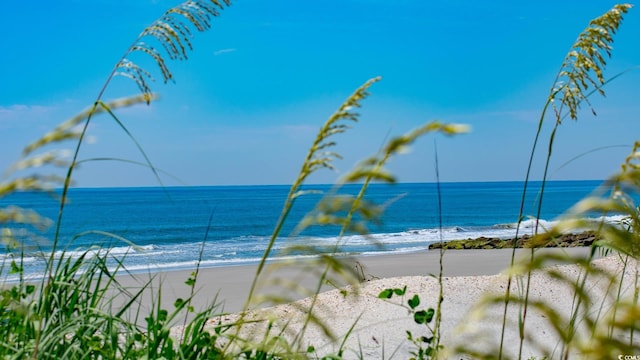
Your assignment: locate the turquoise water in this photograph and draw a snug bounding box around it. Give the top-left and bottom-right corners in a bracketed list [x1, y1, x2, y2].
[0, 180, 616, 280]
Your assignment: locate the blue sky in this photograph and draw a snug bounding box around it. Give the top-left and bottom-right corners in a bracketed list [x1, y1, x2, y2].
[1, 1, 639, 187]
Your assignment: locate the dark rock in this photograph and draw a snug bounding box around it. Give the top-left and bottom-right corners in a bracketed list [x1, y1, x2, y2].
[428, 231, 601, 250]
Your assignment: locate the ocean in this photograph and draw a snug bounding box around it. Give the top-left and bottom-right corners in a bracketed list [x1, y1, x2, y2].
[0, 180, 620, 281]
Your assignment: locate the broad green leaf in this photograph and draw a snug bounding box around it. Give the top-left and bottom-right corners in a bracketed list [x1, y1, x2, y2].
[378, 289, 393, 299]
[408, 294, 420, 309]
[393, 285, 407, 296]
[9, 260, 21, 274]
[414, 308, 435, 325]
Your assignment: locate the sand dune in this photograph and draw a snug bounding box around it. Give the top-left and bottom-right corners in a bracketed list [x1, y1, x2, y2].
[126, 247, 638, 358]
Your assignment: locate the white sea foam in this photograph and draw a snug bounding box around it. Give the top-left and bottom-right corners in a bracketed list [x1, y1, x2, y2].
[2, 214, 630, 282]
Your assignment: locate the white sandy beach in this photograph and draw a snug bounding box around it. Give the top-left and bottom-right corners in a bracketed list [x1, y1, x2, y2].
[116, 247, 637, 358]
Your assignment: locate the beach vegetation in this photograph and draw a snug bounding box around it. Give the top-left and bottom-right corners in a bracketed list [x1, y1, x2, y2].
[0, 1, 638, 359]
[451, 3, 638, 359]
[378, 286, 441, 359]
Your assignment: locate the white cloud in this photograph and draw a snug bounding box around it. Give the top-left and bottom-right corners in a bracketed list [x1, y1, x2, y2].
[85, 135, 98, 145]
[281, 124, 318, 139]
[213, 48, 237, 56]
[0, 104, 27, 113]
[0, 104, 55, 124]
[0, 104, 51, 114]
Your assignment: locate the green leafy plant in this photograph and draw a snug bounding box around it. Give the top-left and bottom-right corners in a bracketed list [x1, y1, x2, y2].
[0, 1, 233, 359]
[378, 286, 441, 360]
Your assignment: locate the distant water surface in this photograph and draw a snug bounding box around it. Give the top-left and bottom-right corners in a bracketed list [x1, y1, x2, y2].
[0, 181, 617, 280]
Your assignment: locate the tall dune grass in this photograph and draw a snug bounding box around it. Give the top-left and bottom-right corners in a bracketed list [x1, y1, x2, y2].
[453, 3, 639, 359]
[0, 1, 638, 359]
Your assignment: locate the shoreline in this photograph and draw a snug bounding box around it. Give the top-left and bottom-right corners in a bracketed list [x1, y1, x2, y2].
[201, 252, 629, 359]
[114, 246, 626, 358]
[115, 247, 594, 315]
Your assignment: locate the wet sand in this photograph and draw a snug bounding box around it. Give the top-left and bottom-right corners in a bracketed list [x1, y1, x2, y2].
[115, 247, 593, 315]
[113, 247, 632, 358]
